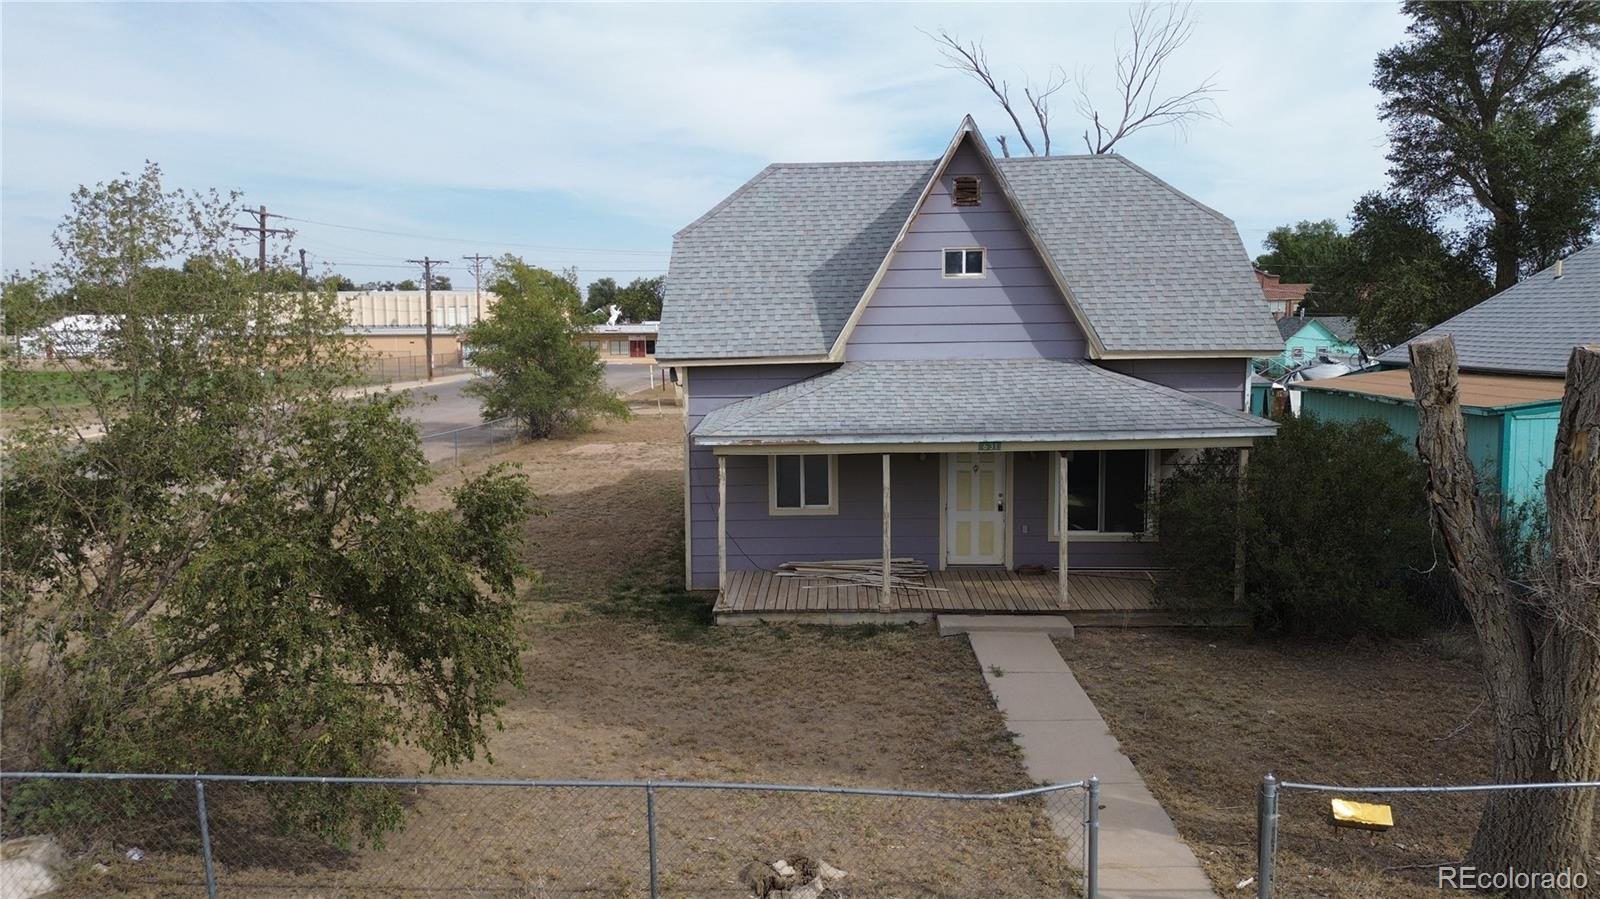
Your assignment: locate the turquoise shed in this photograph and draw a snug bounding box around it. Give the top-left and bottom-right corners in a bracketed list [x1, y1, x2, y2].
[1297, 368, 1565, 507]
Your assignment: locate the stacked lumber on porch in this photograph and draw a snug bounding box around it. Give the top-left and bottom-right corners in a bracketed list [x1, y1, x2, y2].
[775, 558, 944, 592]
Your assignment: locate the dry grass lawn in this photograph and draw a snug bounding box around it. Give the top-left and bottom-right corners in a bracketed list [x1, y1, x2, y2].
[63, 410, 1077, 897]
[1055, 629, 1493, 898]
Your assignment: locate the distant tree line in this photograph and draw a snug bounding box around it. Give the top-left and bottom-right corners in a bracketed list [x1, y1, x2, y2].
[582, 275, 664, 322]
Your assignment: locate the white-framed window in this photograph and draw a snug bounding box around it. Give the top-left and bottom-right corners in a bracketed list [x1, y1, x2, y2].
[769, 454, 838, 515]
[942, 247, 986, 278]
[609, 339, 626, 355]
[1048, 449, 1155, 539]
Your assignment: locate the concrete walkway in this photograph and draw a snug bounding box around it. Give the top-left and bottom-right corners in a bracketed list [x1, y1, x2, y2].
[958, 621, 1216, 897]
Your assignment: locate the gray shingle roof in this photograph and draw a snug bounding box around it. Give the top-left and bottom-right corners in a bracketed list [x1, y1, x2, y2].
[659, 160, 933, 360]
[692, 359, 1275, 446]
[657, 142, 1282, 360]
[995, 155, 1281, 354]
[1377, 244, 1600, 376]
[1278, 314, 1359, 344]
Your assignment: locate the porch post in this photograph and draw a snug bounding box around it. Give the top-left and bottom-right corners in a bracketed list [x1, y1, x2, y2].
[881, 453, 892, 610]
[717, 454, 727, 592]
[1233, 447, 1250, 606]
[1057, 451, 1070, 608]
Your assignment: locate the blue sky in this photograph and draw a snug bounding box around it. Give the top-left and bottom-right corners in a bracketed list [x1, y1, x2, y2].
[2, 2, 1407, 288]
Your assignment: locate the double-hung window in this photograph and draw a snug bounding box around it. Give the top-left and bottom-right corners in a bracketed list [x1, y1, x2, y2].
[942, 248, 986, 278]
[1048, 450, 1154, 538]
[770, 454, 837, 515]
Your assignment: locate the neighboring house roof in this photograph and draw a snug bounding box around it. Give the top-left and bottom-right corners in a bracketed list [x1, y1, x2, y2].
[1299, 368, 1565, 411]
[659, 119, 1281, 361]
[1255, 269, 1312, 301]
[1377, 244, 1600, 376]
[692, 359, 1275, 447]
[1277, 315, 1359, 345]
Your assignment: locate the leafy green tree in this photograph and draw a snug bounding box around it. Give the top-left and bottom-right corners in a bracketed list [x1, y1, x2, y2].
[1152, 415, 1440, 638]
[464, 258, 628, 437]
[0, 273, 51, 335]
[584, 276, 618, 314]
[1253, 219, 1350, 287]
[427, 273, 452, 291]
[1, 164, 535, 844]
[395, 279, 419, 291]
[1376, 1, 1600, 290]
[615, 275, 665, 322]
[1321, 192, 1493, 346]
[329, 274, 357, 291]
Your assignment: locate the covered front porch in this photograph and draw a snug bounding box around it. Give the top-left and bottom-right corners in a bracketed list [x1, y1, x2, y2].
[713, 566, 1161, 626]
[691, 359, 1275, 624]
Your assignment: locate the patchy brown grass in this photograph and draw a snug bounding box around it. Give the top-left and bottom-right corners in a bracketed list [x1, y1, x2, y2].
[1055, 628, 1492, 898]
[63, 412, 1075, 896]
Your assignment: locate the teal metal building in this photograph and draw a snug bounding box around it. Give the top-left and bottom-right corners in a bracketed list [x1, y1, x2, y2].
[1295, 245, 1599, 509]
[1297, 370, 1563, 507]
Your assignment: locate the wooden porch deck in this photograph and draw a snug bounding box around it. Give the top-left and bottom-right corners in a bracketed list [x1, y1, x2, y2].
[713, 567, 1164, 626]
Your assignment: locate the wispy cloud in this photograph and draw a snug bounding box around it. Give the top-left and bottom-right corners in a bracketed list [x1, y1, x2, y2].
[2, 2, 1407, 283]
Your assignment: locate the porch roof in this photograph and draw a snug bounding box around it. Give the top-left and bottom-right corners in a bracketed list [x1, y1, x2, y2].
[692, 359, 1276, 450]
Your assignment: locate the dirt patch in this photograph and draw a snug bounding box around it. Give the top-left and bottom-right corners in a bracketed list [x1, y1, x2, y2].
[1055, 628, 1493, 898]
[58, 412, 1076, 897]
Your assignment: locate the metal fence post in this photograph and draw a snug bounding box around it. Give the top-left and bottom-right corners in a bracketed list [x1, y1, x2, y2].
[1084, 776, 1100, 899]
[646, 783, 660, 899]
[194, 778, 219, 899]
[1257, 774, 1278, 899]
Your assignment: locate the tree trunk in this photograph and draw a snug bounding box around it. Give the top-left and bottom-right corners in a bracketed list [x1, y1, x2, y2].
[1492, 218, 1523, 292]
[1411, 337, 1600, 891]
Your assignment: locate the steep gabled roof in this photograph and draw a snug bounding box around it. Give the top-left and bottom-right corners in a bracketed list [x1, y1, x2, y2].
[1377, 244, 1600, 376]
[657, 118, 1282, 362]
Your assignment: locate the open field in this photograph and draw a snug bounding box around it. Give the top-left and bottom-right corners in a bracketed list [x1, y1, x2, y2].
[0, 368, 124, 411]
[29, 411, 1078, 897]
[1056, 629, 1496, 898]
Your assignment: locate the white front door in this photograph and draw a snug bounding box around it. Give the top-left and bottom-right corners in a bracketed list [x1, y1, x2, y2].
[946, 452, 1006, 565]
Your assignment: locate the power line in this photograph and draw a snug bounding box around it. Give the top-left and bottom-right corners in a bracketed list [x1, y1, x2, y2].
[233, 206, 294, 273]
[276, 214, 669, 256]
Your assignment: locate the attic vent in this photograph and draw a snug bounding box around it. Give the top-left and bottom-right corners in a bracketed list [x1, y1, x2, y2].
[952, 176, 981, 207]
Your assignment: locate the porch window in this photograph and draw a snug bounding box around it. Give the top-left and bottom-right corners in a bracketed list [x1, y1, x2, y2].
[769, 454, 837, 515]
[1049, 450, 1153, 538]
[942, 247, 986, 278]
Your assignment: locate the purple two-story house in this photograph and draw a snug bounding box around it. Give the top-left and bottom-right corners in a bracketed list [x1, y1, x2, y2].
[657, 118, 1282, 624]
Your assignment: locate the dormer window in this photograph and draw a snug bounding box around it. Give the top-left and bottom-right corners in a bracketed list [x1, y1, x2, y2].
[952, 176, 981, 206]
[943, 247, 986, 278]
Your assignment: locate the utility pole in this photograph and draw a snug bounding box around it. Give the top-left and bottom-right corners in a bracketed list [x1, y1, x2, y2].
[297, 248, 313, 361]
[463, 253, 490, 324]
[234, 206, 292, 273]
[406, 256, 447, 380]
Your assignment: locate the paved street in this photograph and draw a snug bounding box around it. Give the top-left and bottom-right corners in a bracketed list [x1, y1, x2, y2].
[400, 363, 661, 464]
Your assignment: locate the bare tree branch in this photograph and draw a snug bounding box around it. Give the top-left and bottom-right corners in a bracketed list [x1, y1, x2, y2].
[927, 3, 1218, 157]
[927, 28, 1038, 155]
[1076, 1, 1221, 154]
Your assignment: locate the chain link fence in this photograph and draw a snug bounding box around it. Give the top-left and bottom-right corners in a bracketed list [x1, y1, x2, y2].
[1, 772, 1096, 898]
[1254, 775, 1600, 898]
[357, 349, 468, 386]
[418, 415, 522, 466]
